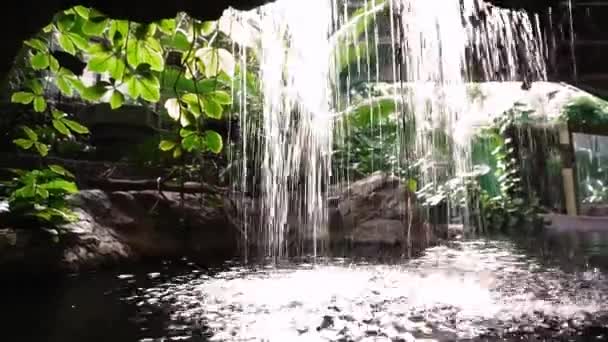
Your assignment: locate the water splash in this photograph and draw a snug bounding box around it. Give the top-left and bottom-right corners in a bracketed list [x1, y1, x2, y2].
[226, 0, 335, 258]
[331, 0, 548, 227]
[226, 0, 549, 258]
[141, 240, 608, 341]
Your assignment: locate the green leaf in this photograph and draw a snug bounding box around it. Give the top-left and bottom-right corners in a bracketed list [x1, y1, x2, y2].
[58, 33, 76, 55]
[181, 93, 199, 105]
[52, 109, 66, 119]
[86, 48, 125, 80]
[53, 119, 71, 136]
[33, 96, 47, 112]
[56, 13, 76, 32]
[407, 178, 418, 193]
[110, 91, 124, 109]
[180, 128, 196, 138]
[22, 127, 38, 141]
[66, 33, 89, 50]
[181, 93, 204, 117]
[55, 75, 73, 97]
[49, 55, 60, 72]
[157, 19, 176, 35]
[68, 78, 86, 94]
[42, 180, 78, 194]
[83, 16, 109, 36]
[173, 146, 182, 159]
[13, 139, 34, 150]
[30, 52, 50, 70]
[81, 84, 108, 101]
[160, 67, 219, 95]
[199, 21, 217, 36]
[203, 97, 223, 119]
[135, 23, 157, 39]
[49, 165, 75, 178]
[196, 48, 215, 78]
[204, 130, 223, 154]
[181, 134, 202, 152]
[36, 187, 50, 199]
[55, 69, 80, 97]
[159, 140, 177, 151]
[24, 38, 48, 52]
[126, 38, 164, 71]
[34, 208, 76, 223]
[11, 92, 35, 104]
[110, 58, 126, 81]
[195, 48, 235, 78]
[14, 184, 36, 199]
[87, 53, 115, 73]
[29, 79, 44, 95]
[141, 39, 164, 71]
[162, 30, 191, 52]
[138, 74, 161, 102]
[125, 75, 140, 99]
[63, 119, 89, 134]
[35, 142, 49, 156]
[109, 20, 129, 46]
[42, 24, 54, 33]
[73, 6, 90, 19]
[209, 90, 232, 105]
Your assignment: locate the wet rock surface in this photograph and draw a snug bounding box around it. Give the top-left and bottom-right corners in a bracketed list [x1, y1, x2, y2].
[123, 240, 608, 341]
[0, 189, 238, 273]
[329, 172, 443, 251]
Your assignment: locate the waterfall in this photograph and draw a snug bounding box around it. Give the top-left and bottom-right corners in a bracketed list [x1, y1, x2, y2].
[225, 0, 334, 259]
[224, 0, 548, 259]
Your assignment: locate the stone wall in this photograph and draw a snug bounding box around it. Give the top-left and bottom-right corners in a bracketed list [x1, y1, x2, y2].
[0, 189, 239, 274]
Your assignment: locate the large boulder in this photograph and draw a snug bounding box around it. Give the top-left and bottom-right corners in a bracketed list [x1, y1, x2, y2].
[0, 189, 238, 274]
[329, 172, 445, 253]
[230, 172, 448, 256]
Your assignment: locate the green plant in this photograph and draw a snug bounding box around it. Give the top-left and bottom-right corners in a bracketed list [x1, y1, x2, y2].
[472, 104, 543, 231]
[562, 96, 608, 128]
[3, 165, 78, 224]
[3, 6, 244, 228]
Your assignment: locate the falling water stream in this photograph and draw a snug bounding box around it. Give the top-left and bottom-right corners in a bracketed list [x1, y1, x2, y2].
[4, 3, 608, 342]
[226, 0, 548, 258]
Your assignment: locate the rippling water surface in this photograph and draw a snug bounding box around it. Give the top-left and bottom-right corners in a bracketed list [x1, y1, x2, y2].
[3, 236, 608, 341]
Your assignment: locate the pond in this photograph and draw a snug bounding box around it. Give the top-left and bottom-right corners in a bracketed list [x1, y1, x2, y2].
[2, 229, 608, 342]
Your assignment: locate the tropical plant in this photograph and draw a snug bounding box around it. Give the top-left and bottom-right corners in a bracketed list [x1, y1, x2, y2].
[562, 96, 608, 128]
[2, 165, 78, 224]
[3, 6, 247, 228]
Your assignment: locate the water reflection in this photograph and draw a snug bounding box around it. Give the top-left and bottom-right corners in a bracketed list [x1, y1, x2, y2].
[138, 238, 608, 341]
[1, 229, 608, 342]
[513, 227, 608, 273]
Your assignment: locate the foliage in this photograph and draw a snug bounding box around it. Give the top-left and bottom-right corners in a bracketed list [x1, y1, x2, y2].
[4, 6, 244, 229]
[562, 96, 608, 128]
[330, 0, 387, 84]
[2, 165, 79, 226]
[332, 90, 402, 178]
[472, 104, 543, 231]
[563, 96, 608, 206]
[476, 133, 539, 230]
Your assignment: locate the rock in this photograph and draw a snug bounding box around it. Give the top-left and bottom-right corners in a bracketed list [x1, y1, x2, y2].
[0, 189, 239, 274]
[329, 172, 438, 253]
[349, 219, 404, 245]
